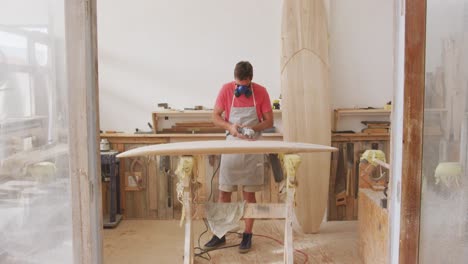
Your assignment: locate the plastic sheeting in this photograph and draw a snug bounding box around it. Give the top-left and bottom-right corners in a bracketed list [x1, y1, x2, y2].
[0, 1, 73, 263]
[420, 0, 468, 263]
[205, 201, 245, 239]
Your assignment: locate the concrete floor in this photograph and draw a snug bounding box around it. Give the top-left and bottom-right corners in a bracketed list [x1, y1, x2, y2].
[103, 220, 361, 264]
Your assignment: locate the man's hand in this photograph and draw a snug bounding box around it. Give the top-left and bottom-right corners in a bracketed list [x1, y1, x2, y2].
[229, 123, 247, 139]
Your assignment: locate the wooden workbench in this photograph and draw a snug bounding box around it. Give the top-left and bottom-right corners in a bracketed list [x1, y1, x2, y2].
[328, 133, 390, 221]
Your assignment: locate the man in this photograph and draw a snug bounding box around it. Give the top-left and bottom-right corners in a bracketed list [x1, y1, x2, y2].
[204, 61, 273, 253]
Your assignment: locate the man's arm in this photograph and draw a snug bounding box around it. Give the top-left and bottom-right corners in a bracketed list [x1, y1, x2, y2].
[212, 107, 245, 138]
[251, 111, 273, 132]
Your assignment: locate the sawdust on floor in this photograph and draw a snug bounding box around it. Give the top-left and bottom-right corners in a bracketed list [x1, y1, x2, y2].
[103, 220, 361, 264]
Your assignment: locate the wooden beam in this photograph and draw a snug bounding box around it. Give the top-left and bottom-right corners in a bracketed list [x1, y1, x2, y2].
[66, 0, 102, 263]
[193, 203, 287, 219]
[400, 0, 426, 263]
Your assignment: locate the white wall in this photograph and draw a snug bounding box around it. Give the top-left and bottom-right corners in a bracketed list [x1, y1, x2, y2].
[0, 1, 48, 25]
[97, 0, 394, 133]
[329, 0, 394, 131]
[97, 0, 282, 132]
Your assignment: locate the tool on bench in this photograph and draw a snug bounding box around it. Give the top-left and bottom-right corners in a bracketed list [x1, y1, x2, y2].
[135, 122, 154, 134]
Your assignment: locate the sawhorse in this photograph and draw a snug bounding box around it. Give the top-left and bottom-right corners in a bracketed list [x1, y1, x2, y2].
[176, 154, 301, 264]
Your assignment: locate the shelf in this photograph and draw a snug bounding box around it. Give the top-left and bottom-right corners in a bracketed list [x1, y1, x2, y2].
[332, 133, 390, 142]
[153, 109, 282, 117]
[334, 108, 391, 115]
[152, 110, 282, 134]
[334, 108, 391, 130]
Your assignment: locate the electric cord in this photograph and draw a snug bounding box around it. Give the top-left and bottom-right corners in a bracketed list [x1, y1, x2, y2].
[208, 157, 220, 202]
[227, 231, 309, 264]
[194, 157, 221, 260]
[194, 231, 241, 260]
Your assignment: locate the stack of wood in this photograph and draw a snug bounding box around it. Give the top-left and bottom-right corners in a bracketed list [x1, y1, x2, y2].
[361, 121, 390, 134]
[161, 122, 225, 134]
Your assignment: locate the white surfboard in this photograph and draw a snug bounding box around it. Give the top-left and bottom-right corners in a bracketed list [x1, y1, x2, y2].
[281, 0, 331, 233]
[116, 140, 335, 158]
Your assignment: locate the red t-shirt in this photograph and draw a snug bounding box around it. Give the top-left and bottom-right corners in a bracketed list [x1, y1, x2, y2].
[214, 81, 272, 122]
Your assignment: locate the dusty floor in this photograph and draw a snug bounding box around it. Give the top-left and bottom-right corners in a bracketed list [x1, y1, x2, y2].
[103, 220, 361, 264]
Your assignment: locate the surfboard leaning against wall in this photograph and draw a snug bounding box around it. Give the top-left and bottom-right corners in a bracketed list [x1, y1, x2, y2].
[281, 0, 331, 233]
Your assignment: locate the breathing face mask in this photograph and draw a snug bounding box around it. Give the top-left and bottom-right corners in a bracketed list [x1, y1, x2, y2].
[234, 84, 252, 98]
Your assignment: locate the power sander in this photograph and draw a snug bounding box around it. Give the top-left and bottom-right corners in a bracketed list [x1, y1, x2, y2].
[237, 127, 256, 138]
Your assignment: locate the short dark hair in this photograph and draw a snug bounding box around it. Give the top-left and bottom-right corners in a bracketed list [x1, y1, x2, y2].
[234, 61, 253, 80]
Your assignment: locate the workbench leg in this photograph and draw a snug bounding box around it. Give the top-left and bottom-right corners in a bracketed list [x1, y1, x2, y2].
[176, 156, 195, 264]
[184, 191, 194, 264]
[282, 154, 301, 264]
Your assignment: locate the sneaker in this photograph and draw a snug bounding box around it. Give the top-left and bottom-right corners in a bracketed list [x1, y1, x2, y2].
[238, 233, 252, 253]
[203, 235, 226, 250]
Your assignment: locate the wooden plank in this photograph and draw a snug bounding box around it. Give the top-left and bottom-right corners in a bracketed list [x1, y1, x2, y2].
[152, 113, 158, 133]
[175, 122, 216, 127]
[193, 203, 286, 219]
[183, 191, 194, 264]
[161, 127, 225, 133]
[245, 203, 286, 219]
[400, 0, 426, 263]
[281, 0, 331, 233]
[344, 143, 355, 220]
[332, 133, 390, 142]
[147, 156, 158, 217]
[101, 132, 283, 143]
[117, 140, 336, 158]
[353, 141, 362, 220]
[101, 134, 169, 144]
[66, 0, 101, 263]
[335, 108, 391, 115]
[101, 133, 285, 139]
[284, 191, 294, 264]
[158, 156, 172, 219]
[154, 110, 282, 117]
[157, 156, 167, 219]
[194, 156, 207, 203]
[359, 189, 389, 264]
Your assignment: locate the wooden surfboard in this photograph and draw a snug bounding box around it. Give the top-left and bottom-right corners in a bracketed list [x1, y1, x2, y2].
[117, 140, 335, 158]
[281, 0, 331, 233]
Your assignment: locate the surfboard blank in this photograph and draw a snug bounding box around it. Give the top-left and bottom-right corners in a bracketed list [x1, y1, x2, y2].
[281, 0, 331, 233]
[117, 140, 336, 158]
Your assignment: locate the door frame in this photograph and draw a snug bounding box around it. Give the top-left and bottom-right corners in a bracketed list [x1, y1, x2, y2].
[65, 0, 102, 263]
[389, 0, 426, 263]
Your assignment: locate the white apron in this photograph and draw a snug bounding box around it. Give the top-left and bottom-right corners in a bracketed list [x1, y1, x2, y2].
[219, 84, 265, 187]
